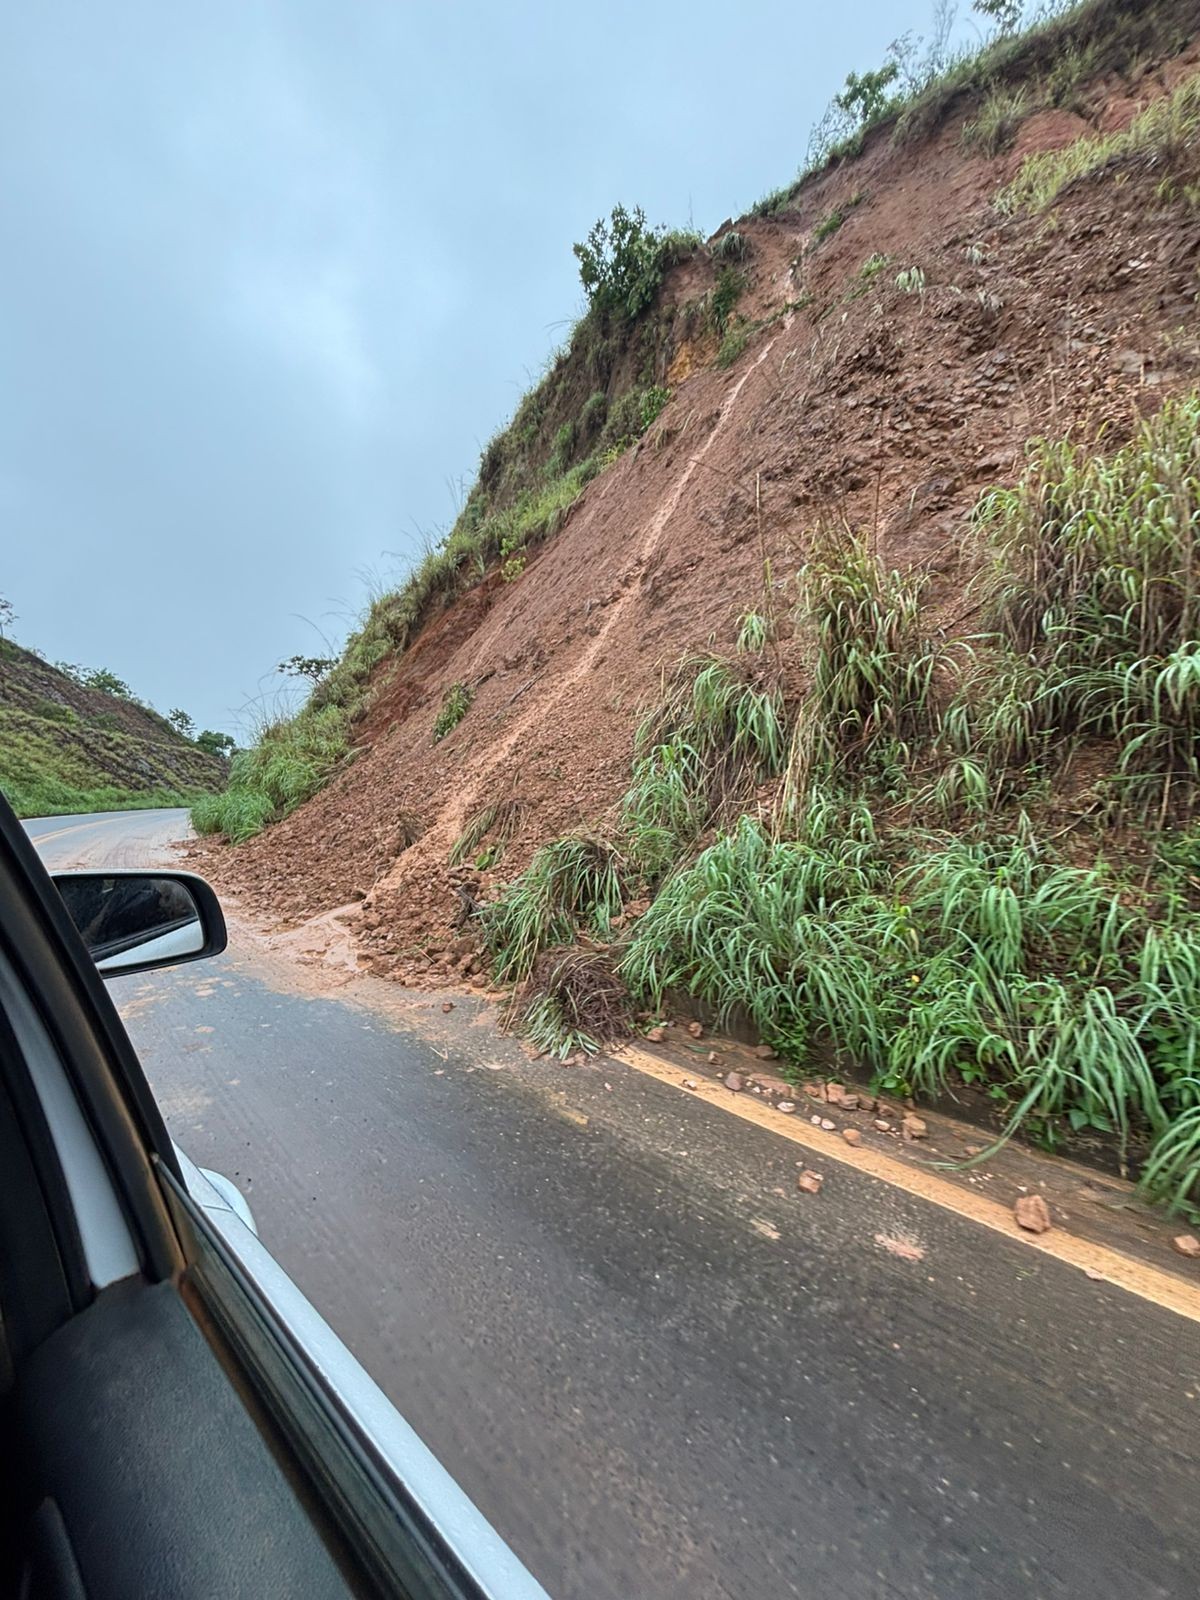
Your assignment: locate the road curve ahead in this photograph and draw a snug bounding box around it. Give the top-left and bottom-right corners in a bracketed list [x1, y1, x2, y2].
[25, 806, 192, 870]
[27, 809, 1200, 1600]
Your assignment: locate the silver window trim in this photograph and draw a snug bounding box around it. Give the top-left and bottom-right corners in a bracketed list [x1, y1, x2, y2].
[175, 1147, 552, 1600]
[0, 946, 138, 1287]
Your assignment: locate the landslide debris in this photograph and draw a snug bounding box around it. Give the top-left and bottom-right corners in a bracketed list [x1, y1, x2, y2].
[192, 0, 1200, 1207]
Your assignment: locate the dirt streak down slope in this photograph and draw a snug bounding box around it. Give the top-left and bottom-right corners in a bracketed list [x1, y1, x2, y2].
[197, 14, 1200, 985]
[384, 321, 791, 898]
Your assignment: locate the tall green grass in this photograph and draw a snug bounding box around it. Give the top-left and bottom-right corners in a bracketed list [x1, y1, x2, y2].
[620, 818, 1200, 1197]
[786, 526, 945, 807]
[480, 835, 625, 982]
[191, 706, 350, 843]
[6, 781, 199, 820]
[954, 395, 1200, 822]
[998, 68, 1200, 213]
[484, 395, 1200, 1211]
[622, 656, 786, 877]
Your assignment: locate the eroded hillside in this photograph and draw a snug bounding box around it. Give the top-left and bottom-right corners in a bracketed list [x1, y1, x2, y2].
[193, 0, 1200, 1202]
[203, 4, 1198, 931]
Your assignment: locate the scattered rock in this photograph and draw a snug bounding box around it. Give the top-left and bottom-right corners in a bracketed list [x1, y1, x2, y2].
[687, 1021, 704, 1039]
[777, 1100, 796, 1114]
[707, 1050, 718, 1064]
[842, 1127, 862, 1146]
[825, 1083, 845, 1105]
[803, 1083, 823, 1100]
[873, 1118, 891, 1132]
[901, 1114, 929, 1140]
[839, 1093, 861, 1111]
[724, 1072, 745, 1092]
[1014, 1194, 1052, 1234]
[754, 1044, 777, 1060]
[441, 1001, 455, 1014]
[810, 1115, 823, 1126]
[964, 1144, 984, 1157]
[682, 1077, 699, 1091]
[470, 974, 487, 989]
[797, 1170, 824, 1195]
[646, 1026, 667, 1043]
[820, 1118, 837, 1132]
[1172, 1233, 1200, 1259]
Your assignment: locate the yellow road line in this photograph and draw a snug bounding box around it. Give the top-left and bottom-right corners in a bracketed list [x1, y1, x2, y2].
[29, 814, 127, 849]
[616, 1042, 1200, 1325]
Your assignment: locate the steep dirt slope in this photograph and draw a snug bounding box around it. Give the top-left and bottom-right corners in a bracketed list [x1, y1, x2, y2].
[198, 12, 1200, 985]
[0, 641, 224, 815]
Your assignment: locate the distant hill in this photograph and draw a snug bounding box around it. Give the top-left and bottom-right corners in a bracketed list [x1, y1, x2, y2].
[0, 638, 225, 817]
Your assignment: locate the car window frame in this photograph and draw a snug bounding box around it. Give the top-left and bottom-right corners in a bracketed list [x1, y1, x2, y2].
[1, 796, 553, 1600]
[163, 1156, 550, 1600]
[0, 799, 182, 1284]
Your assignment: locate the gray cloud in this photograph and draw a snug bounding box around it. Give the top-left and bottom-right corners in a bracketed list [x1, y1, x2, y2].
[2, 0, 925, 733]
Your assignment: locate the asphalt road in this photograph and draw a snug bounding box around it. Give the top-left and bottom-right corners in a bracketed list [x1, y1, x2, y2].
[23, 806, 194, 865]
[31, 809, 1200, 1600]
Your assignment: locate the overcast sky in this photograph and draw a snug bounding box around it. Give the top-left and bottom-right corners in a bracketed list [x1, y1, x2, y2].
[2, 1, 955, 735]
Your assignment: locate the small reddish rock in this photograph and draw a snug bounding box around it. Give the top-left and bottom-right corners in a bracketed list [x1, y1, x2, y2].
[803, 1083, 823, 1100]
[842, 1128, 862, 1146]
[901, 1114, 929, 1140]
[687, 1021, 704, 1039]
[724, 1072, 745, 1092]
[682, 1077, 699, 1091]
[707, 1051, 718, 1064]
[820, 1117, 836, 1132]
[874, 1118, 891, 1132]
[1014, 1194, 1052, 1234]
[797, 1170, 824, 1195]
[839, 1093, 861, 1111]
[777, 1100, 796, 1114]
[441, 1001, 455, 1014]
[825, 1084, 845, 1105]
[646, 1026, 667, 1043]
[964, 1144, 984, 1157]
[754, 1044, 777, 1060]
[1172, 1233, 1200, 1259]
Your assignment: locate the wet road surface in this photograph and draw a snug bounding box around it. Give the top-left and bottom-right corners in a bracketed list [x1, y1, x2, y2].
[31, 810, 1200, 1600]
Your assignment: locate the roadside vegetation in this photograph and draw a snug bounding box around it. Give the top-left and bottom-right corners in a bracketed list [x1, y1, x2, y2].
[998, 66, 1200, 212]
[6, 779, 200, 819]
[483, 396, 1200, 1213]
[191, 706, 351, 843]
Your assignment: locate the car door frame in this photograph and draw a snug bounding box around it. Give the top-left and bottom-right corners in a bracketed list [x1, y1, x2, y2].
[0, 797, 552, 1600]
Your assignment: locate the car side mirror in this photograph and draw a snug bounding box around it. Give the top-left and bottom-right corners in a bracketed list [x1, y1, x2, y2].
[52, 869, 227, 978]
